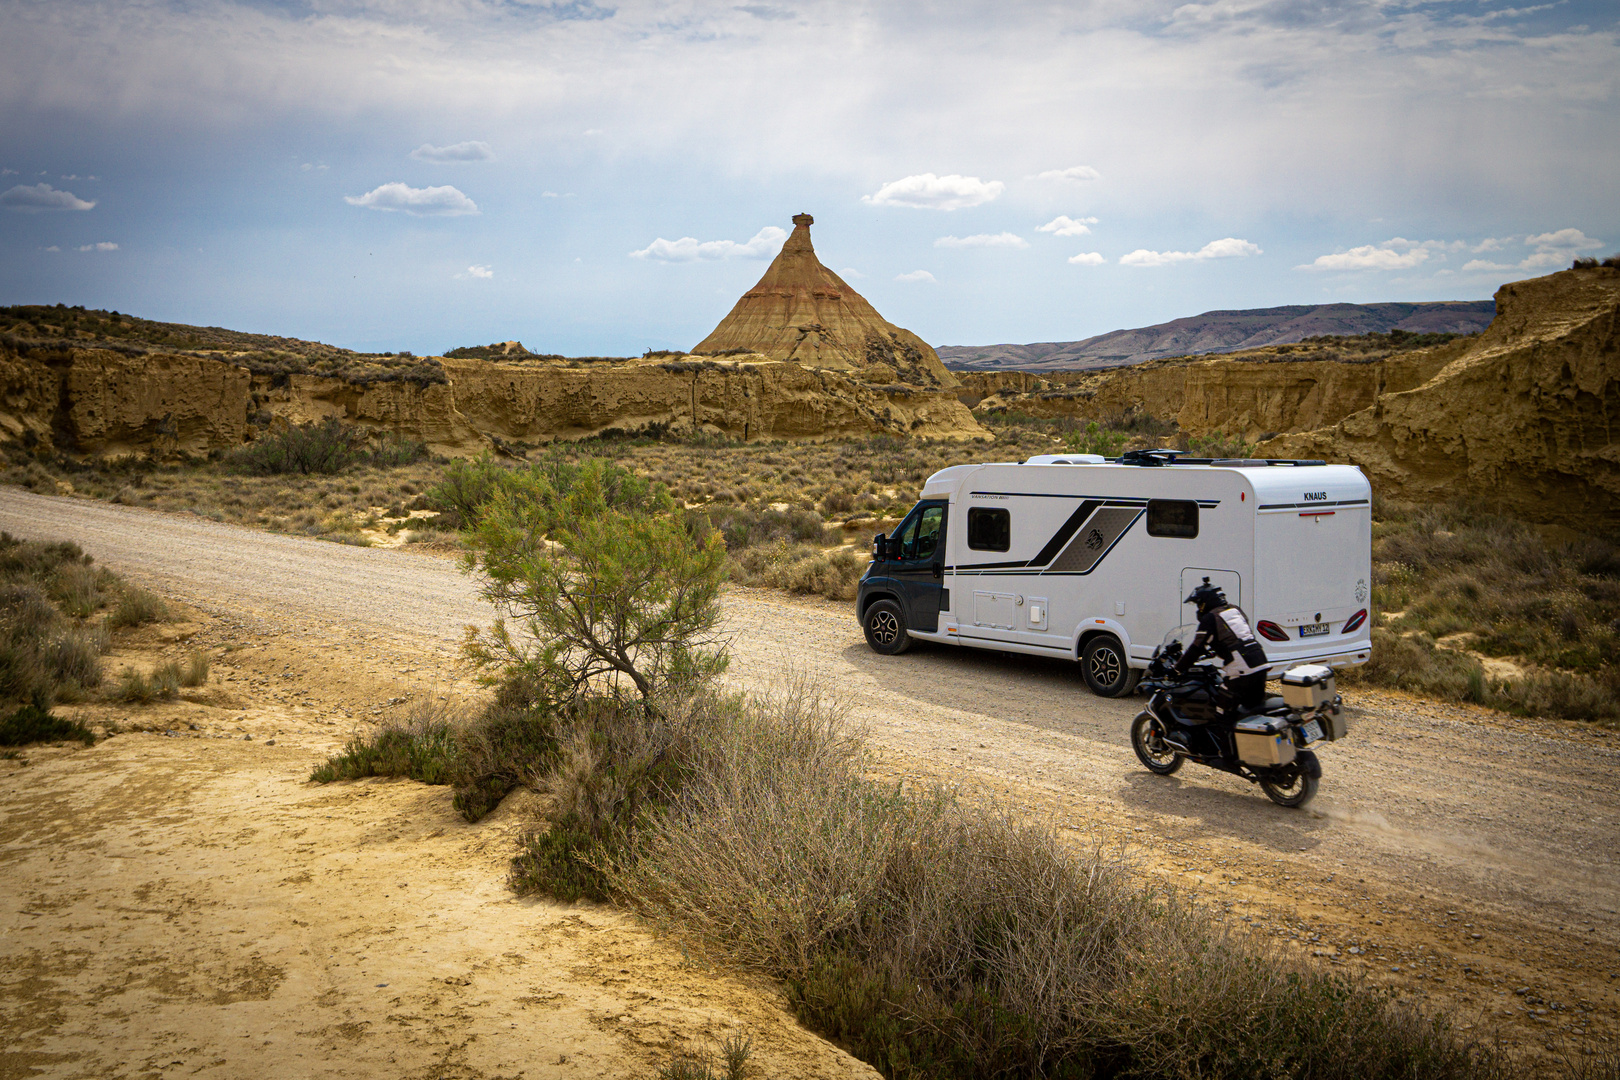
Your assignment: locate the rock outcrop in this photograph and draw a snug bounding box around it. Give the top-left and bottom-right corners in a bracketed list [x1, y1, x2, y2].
[0, 344, 986, 458]
[692, 214, 957, 388]
[1261, 267, 1620, 530]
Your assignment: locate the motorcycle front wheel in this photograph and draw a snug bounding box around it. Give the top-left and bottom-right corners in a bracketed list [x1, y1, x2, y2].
[1259, 754, 1319, 808]
[1131, 711, 1183, 775]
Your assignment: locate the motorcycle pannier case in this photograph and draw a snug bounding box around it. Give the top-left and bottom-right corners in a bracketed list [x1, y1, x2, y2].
[1280, 664, 1336, 710]
[1234, 715, 1297, 767]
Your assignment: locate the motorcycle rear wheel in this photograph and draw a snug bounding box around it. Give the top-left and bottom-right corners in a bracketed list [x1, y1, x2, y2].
[1259, 761, 1319, 808]
[1131, 711, 1183, 775]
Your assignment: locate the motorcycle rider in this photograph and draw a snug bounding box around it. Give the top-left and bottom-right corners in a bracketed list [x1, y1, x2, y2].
[1175, 577, 1271, 715]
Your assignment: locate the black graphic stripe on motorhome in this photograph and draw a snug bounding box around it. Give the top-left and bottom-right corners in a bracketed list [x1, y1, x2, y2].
[1257, 498, 1371, 510]
[1044, 507, 1143, 574]
[1026, 500, 1102, 566]
[952, 494, 1220, 575]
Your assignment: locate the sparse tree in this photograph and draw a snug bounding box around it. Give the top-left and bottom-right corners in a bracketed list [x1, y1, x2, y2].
[461, 457, 729, 708]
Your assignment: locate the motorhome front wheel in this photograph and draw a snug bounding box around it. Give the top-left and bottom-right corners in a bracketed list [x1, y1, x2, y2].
[863, 599, 912, 655]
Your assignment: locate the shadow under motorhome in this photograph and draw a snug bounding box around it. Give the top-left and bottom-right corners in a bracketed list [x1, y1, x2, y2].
[856, 451, 1373, 696]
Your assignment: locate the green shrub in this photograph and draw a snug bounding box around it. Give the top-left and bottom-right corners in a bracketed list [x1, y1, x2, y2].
[181, 649, 209, 687]
[0, 703, 94, 746]
[229, 417, 367, 475]
[426, 452, 510, 527]
[1062, 420, 1128, 457]
[309, 700, 463, 785]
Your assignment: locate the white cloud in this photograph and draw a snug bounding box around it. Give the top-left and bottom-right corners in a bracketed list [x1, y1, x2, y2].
[1122, 237, 1262, 267]
[463, 264, 493, 279]
[344, 182, 479, 216]
[895, 270, 936, 282]
[43, 245, 60, 252]
[1068, 252, 1106, 266]
[630, 225, 786, 261]
[1031, 165, 1101, 183]
[541, 191, 575, 198]
[1, 183, 95, 212]
[862, 173, 1004, 211]
[934, 232, 1028, 249]
[301, 162, 329, 172]
[77, 241, 118, 251]
[1037, 215, 1098, 237]
[1296, 243, 1430, 271]
[1525, 228, 1601, 251]
[1, 169, 16, 177]
[1328, 229, 1605, 275]
[411, 140, 495, 163]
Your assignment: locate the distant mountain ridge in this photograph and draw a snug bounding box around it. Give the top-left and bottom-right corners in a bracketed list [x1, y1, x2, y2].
[939, 300, 1497, 371]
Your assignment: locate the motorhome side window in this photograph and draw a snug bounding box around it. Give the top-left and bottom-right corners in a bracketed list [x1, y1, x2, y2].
[1146, 499, 1198, 539]
[967, 507, 1010, 551]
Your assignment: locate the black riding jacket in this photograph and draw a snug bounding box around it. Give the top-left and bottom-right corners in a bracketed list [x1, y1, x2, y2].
[1177, 603, 1270, 677]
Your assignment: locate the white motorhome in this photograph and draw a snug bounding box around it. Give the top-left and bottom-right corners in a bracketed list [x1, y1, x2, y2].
[855, 450, 1373, 696]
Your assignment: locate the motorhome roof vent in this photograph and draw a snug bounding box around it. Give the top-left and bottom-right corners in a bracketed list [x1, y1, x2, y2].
[1024, 454, 1105, 465]
[1118, 449, 1181, 466]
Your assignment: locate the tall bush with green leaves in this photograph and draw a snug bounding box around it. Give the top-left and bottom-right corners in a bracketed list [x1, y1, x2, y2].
[460, 457, 730, 707]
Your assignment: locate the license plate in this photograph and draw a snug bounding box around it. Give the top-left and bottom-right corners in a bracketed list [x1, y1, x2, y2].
[1299, 622, 1330, 638]
[1299, 719, 1324, 743]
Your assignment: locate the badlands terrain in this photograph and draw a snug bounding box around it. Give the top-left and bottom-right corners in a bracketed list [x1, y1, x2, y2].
[1, 489, 1616, 1078]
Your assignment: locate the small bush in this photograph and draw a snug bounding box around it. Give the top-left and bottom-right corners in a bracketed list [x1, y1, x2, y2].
[111, 663, 179, 704]
[182, 649, 210, 687]
[309, 699, 463, 785]
[0, 703, 94, 746]
[108, 586, 170, 628]
[229, 417, 367, 475]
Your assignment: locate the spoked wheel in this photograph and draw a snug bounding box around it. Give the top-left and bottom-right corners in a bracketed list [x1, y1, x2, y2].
[1131, 711, 1184, 775]
[862, 599, 912, 655]
[1259, 755, 1319, 808]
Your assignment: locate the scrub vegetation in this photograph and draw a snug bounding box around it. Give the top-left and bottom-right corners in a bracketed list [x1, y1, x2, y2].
[1342, 497, 1620, 724]
[0, 531, 192, 745]
[8, 408, 1617, 724]
[314, 463, 1538, 1080]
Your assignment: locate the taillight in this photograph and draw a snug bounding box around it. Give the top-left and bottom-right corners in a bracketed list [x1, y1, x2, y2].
[1256, 620, 1290, 642]
[1343, 609, 1368, 634]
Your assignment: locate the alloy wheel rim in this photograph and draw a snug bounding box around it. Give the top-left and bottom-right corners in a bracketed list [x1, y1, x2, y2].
[1090, 648, 1121, 686]
[872, 610, 899, 645]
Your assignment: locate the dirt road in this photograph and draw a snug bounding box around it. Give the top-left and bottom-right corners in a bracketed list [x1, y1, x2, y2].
[2, 488, 1617, 1068]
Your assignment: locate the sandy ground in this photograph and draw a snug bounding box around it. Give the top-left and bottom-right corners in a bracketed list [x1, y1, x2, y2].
[1, 488, 1617, 1076]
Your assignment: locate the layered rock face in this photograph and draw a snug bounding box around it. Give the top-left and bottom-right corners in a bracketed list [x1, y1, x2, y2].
[1261, 267, 1620, 530]
[692, 214, 957, 388]
[0, 346, 985, 457]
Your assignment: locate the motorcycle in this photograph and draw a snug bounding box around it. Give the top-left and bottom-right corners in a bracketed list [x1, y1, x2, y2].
[1129, 634, 1348, 808]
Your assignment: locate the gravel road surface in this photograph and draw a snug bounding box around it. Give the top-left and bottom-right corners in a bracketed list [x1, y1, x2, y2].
[4, 487, 1617, 1049]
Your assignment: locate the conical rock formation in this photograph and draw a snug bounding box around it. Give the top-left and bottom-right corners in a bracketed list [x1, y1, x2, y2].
[692, 214, 957, 388]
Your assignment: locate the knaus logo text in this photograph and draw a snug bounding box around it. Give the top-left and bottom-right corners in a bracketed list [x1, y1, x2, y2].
[1303, 492, 1329, 501]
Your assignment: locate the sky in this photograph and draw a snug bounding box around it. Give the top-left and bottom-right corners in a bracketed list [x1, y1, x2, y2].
[1, 0, 1615, 355]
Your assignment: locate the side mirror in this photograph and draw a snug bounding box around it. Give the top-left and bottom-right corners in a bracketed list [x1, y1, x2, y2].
[873, 533, 887, 560]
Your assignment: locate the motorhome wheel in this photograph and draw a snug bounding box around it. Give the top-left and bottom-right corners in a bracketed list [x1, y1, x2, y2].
[1082, 636, 1139, 697]
[863, 599, 912, 655]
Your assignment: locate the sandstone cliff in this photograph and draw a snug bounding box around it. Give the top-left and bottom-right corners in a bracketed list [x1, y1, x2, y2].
[1261, 267, 1620, 529]
[0, 343, 986, 458]
[692, 214, 957, 388]
[968, 345, 1458, 440]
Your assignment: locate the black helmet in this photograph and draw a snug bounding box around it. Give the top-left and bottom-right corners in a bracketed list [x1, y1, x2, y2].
[1184, 576, 1226, 613]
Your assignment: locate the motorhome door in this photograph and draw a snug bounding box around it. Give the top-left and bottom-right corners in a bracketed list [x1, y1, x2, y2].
[891, 500, 948, 633]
